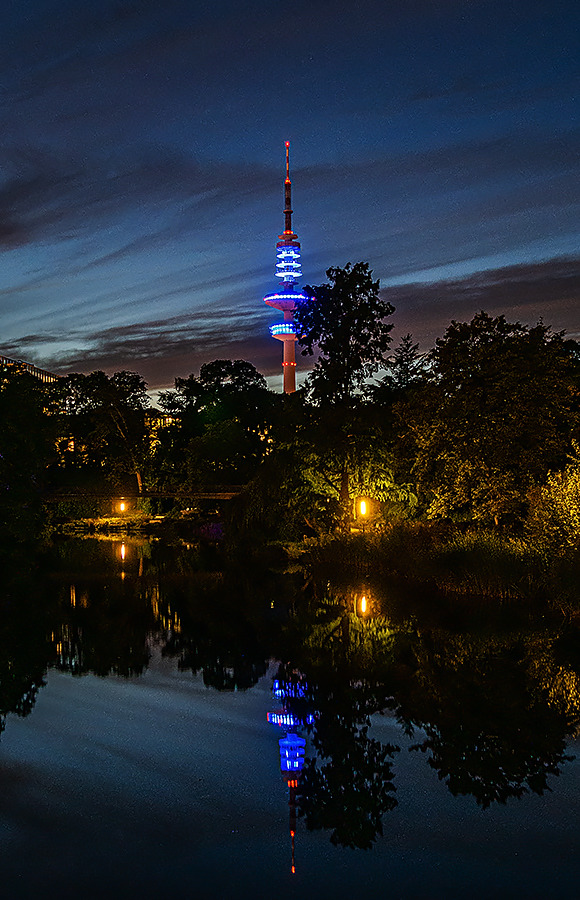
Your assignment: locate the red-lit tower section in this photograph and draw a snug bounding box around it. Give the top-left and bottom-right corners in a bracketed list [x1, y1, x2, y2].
[264, 142, 307, 394]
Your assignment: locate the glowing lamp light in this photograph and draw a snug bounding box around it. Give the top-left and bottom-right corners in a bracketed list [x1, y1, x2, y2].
[120, 543, 126, 561]
[119, 501, 126, 512]
[270, 323, 296, 335]
[353, 589, 371, 617]
[359, 500, 367, 517]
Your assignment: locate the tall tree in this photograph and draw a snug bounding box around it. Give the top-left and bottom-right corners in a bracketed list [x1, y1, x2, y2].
[160, 359, 269, 428]
[0, 369, 55, 540]
[371, 332, 427, 416]
[52, 371, 150, 493]
[156, 360, 277, 489]
[295, 262, 394, 406]
[292, 263, 397, 521]
[386, 332, 425, 392]
[397, 313, 580, 525]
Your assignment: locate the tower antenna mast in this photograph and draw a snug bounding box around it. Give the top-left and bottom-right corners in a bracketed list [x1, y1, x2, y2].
[263, 142, 308, 394]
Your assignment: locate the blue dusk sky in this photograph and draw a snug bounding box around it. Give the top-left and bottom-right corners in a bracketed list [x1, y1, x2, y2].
[1, 0, 578, 390]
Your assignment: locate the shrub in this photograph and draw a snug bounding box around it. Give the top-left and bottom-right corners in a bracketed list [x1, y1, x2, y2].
[526, 455, 580, 552]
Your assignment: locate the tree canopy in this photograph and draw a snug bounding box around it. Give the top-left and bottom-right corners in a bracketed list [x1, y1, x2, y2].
[51, 370, 150, 493]
[397, 312, 580, 525]
[0, 369, 55, 539]
[154, 360, 277, 489]
[295, 262, 394, 405]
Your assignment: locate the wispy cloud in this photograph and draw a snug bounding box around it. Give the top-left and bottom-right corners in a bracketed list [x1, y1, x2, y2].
[19, 303, 278, 389]
[0, 0, 577, 394]
[386, 256, 580, 348]
[6, 255, 576, 391]
[0, 144, 274, 251]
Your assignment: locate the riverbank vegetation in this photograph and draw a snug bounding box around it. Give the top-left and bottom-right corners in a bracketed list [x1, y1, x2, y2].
[2, 261, 580, 609]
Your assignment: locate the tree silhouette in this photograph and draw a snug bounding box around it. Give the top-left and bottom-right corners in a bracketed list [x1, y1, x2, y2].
[295, 262, 394, 407]
[397, 313, 580, 525]
[394, 629, 576, 807]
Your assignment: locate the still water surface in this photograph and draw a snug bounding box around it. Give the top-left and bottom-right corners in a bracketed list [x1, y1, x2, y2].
[1, 537, 580, 898]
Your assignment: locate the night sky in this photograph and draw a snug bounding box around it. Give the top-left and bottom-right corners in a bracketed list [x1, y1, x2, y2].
[1, 0, 578, 391]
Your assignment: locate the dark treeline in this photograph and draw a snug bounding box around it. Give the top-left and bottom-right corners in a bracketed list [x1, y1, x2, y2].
[2, 261, 580, 600]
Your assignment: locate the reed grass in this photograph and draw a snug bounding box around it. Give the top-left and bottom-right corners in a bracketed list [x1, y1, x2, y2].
[301, 522, 580, 611]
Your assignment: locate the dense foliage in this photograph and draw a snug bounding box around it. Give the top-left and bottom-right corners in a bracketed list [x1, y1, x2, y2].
[396, 313, 580, 526]
[3, 262, 580, 558]
[0, 369, 56, 540]
[51, 370, 151, 493]
[295, 262, 394, 405]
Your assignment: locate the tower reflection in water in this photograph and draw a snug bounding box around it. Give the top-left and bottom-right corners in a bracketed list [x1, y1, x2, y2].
[268, 676, 312, 875]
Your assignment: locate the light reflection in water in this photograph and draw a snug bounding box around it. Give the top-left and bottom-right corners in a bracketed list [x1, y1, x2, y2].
[6, 536, 580, 872]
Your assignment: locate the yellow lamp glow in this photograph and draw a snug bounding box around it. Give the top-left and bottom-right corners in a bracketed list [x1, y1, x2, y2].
[119, 502, 126, 512]
[359, 500, 367, 516]
[360, 595, 367, 614]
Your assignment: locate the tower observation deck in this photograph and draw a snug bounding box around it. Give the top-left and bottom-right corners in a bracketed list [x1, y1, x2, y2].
[263, 142, 308, 394]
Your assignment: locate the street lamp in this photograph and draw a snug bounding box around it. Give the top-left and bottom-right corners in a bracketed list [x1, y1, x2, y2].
[357, 497, 370, 532]
[353, 590, 370, 617]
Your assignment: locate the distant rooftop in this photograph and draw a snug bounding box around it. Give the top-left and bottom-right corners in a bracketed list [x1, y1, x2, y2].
[0, 355, 59, 384]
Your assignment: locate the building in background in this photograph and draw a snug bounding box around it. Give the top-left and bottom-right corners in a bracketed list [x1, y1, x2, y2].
[0, 354, 58, 384]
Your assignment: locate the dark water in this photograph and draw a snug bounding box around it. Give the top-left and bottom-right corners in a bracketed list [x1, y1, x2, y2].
[1, 537, 580, 899]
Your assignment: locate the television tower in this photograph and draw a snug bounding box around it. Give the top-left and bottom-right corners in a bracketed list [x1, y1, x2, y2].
[264, 142, 308, 393]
